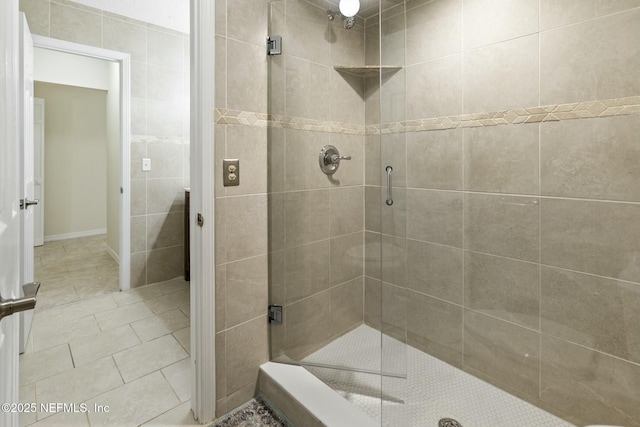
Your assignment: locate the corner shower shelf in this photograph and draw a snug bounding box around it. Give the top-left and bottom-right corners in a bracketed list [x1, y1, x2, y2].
[333, 65, 402, 78]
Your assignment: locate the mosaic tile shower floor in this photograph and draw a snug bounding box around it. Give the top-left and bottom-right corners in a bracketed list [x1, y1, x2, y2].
[303, 325, 575, 427]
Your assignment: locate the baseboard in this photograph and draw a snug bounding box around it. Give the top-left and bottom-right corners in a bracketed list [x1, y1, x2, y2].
[44, 228, 107, 242]
[105, 245, 120, 265]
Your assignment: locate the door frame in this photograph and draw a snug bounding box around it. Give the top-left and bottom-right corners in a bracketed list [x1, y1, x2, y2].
[190, 0, 216, 422]
[32, 97, 44, 247]
[31, 35, 131, 291]
[0, 0, 23, 425]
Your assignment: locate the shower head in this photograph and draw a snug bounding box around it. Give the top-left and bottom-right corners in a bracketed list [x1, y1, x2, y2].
[343, 16, 356, 30]
[327, 10, 357, 30]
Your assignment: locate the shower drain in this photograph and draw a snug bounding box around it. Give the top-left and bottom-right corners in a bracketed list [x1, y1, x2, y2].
[439, 418, 463, 427]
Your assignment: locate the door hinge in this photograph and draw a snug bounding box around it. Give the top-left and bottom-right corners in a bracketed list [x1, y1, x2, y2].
[197, 213, 204, 227]
[267, 35, 282, 56]
[268, 305, 283, 324]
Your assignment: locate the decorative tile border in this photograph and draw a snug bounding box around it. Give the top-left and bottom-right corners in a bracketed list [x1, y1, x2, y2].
[215, 108, 366, 135]
[215, 95, 640, 135]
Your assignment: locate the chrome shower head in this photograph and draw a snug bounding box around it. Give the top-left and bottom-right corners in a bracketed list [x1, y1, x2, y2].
[327, 10, 356, 30]
[343, 16, 356, 30]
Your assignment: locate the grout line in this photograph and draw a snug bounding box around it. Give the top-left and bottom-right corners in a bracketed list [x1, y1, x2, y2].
[112, 354, 126, 384]
[539, 5, 640, 33]
[219, 313, 267, 334]
[68, 343, 76, 369]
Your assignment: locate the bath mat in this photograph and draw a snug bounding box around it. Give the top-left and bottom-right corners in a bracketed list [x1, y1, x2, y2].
[210, 396, 291, 427]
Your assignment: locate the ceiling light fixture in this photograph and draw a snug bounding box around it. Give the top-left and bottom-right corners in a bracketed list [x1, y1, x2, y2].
[339, 0, 360, 18]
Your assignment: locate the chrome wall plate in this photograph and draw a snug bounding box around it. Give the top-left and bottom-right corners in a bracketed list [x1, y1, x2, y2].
[319, 145, 351, 175]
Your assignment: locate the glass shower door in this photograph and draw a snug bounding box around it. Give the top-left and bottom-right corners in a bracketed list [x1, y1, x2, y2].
[266, 0, 406, 381]
[370, 2, 410, 424]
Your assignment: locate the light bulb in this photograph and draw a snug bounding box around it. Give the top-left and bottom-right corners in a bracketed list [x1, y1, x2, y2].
[339, 0, 360, 17]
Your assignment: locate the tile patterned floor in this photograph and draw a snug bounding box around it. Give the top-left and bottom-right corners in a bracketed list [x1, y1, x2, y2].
[21, 236, 196, 426]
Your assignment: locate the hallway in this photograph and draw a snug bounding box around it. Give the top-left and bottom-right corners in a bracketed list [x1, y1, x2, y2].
[21, 236, 196, 426]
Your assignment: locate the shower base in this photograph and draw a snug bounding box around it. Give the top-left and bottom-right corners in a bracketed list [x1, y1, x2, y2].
[302, 325, 574, 427]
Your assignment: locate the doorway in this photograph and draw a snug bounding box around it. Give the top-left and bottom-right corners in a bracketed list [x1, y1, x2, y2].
[33, 48, 123, 307]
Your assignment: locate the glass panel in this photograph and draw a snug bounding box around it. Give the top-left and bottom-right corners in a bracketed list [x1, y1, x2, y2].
[376, 2, 409, 425]
[266, 0, 395, 384]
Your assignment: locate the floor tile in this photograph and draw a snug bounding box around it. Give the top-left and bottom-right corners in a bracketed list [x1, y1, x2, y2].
[32, 315, 100, 353]
[131, 309, 190, 342]
[25, 236, 192, 427]
[145, 289, 190, 315]
[162, 358, 191, 403]
[35, 287, 80, 311]
[60, 295, 117, 322]
[110, 289, 147, 307]
[69, 325, 140, 366]
[142, 401, 199, 426]
[20, 344, 73, 386]
[113, 334, 188, 383]
[19, 383, 36, 427]
[30, 411, 90, 426]
[173, 327, 191, 354]
[86, 371, 180, 427]
[95, 301, 155, 330]
[35, 357, 123, 416]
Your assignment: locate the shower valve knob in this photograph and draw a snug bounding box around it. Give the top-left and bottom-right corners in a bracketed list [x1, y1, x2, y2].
[319, 145, 350, 175]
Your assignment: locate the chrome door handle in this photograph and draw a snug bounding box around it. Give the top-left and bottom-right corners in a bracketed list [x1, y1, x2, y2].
[20, 198, 39, 210]
[386, 166, 393, 206]
[0, 282, 40, 322]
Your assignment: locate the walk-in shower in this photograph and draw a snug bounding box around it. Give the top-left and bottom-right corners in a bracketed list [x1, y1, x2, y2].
[265, 1, 640, 426]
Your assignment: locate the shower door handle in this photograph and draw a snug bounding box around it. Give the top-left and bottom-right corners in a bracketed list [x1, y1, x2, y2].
[385, 166, 393, 206]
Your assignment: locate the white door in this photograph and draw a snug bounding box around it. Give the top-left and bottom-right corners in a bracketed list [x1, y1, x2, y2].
[0, 0, 24, 425]
[19, 14, 35, 354]
[33, 98, 44, 247]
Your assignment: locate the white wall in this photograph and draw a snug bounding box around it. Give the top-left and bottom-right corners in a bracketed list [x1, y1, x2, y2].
[106, 62, 120, 259]
[35, 82, 108, 240]
[34, 47, 110, 90]
[69, 0, 189, 33]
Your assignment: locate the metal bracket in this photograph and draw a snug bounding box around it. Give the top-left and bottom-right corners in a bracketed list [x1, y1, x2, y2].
[267, 35, 282, 55]
[197, 213, 204, 227]
[0, 282, 40, 322]
[268, 305, 283, 324]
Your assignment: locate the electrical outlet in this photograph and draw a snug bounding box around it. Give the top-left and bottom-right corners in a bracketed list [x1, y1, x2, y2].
[142, 158, 151, 172]
[223, 159, 239, 186]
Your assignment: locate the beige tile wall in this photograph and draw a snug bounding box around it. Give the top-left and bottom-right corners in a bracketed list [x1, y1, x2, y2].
[362, 1, 640, 426]
[213, 0, 270, 416]
[20, 0, 191, 287]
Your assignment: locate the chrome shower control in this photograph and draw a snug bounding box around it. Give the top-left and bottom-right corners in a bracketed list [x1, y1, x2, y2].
[319, 145, 351, 175]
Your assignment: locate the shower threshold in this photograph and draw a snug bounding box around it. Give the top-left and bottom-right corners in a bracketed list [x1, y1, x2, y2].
[301, 325, 575, 427]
